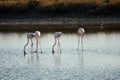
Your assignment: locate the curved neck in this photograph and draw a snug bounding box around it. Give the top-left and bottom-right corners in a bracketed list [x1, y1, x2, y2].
[52, 38, 57, 50]
[24, 37, 29, 55]
[24, 37, 29, 49]
[36, 38, 39, 52]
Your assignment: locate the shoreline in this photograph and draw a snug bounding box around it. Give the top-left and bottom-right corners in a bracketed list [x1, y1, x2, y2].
[0, 18, 120, 30]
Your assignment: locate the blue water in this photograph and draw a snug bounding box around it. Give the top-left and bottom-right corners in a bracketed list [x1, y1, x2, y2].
[0, 31, 120, 80]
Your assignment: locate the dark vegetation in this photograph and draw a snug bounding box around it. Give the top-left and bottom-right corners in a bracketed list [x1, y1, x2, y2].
[0, 0, 120, 19]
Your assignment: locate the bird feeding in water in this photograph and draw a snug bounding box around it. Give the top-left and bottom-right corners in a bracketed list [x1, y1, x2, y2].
[52, 32, 62, 54]
[24, 31, 42, 56]
[78, 28, 85, 51]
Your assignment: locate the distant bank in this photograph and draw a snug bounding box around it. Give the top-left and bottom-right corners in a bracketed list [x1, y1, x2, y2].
[0, 18, 120, 26]
[0, 18, 120, 32]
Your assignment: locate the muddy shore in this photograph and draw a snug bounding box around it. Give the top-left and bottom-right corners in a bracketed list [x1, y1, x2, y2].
[0, 18, 120, 31]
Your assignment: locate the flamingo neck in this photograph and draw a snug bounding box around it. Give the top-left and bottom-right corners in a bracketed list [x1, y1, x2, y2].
[24, 37, 29, 50]
[52, 38, 57, 50]
[35, 38, 39, 52]
[24, 37, 29, 56]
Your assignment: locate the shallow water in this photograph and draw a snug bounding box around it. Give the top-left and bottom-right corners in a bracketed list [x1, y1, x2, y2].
[0, 30, 120, 80]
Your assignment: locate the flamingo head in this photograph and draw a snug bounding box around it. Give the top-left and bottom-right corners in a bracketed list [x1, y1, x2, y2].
[35, 31, 41, 38]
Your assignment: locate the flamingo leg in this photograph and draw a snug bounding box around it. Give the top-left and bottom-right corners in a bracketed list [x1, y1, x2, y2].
[58, 38, 61, 53]
[39, 39, 42, 53]
[35, 38, 39, 53]
[57, 39, 59, 53]
[52, 38, 57, 53]
[81, 34, 83, 51]
[31, 45, 34, 53]
[30, 38, 34, 53]
[78, 34, 80, 50]
[31, 38, 33, 46]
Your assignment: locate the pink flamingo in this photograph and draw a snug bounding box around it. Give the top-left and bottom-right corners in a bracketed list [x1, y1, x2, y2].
[24, 31, 42, 56]
[78, 28, 85, 50]
[52, 32, 62, 54]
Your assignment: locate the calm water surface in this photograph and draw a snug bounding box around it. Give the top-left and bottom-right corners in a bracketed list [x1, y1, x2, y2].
[0, 30, 120, 80]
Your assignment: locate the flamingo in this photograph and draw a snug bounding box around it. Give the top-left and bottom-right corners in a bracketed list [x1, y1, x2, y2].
[78, 28, 85, 50]
[52, 32, 62, 54]
[24, 31, 42, 56]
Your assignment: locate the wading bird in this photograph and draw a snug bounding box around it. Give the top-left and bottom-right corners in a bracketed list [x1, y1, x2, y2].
[52, 32, 62, 54]
[78, 28, 85, 50]
[24, 31, 42, 56]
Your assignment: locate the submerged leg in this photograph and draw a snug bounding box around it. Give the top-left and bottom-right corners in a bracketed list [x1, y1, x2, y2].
[39, 39, 42, 53]
[81, 35, 83, 51]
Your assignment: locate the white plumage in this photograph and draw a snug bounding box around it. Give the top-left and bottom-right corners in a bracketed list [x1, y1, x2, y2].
[24, 31, 42, 56]
[78, 28, 85, 35]
[52, 31, 62, 53]
[78, 28, 85, 50]
[54, 32, 62, 38]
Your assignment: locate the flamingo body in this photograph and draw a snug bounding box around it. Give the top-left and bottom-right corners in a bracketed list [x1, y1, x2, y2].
[24, 31, 42, 56]
[27, 33, 36, 39]
[78, 28, 85, 35]
[52, 32, 62, 53]
[54, 32, 62, 38]
[78, 28, 85, 50]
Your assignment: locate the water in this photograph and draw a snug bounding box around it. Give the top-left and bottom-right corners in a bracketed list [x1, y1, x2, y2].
[0, 30, 120, 80]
